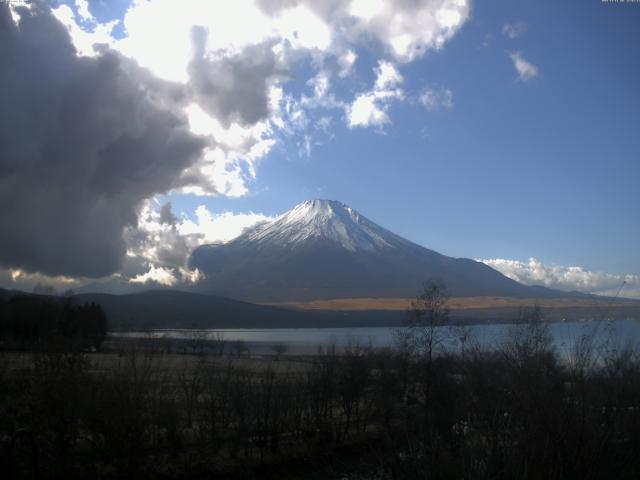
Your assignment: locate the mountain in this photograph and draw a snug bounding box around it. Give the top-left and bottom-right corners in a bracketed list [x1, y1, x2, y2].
[190, 199, 571, 302]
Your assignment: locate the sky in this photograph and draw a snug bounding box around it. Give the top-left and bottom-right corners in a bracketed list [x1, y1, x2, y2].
[1, 0, 639, 298]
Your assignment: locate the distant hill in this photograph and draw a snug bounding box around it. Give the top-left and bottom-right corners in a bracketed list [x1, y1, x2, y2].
[2, 288, 639, 330]
[191, 199, 586, 302]
[72, 290, 404, 329]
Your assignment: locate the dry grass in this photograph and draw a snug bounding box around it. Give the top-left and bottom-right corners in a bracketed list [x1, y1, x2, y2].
[264, 296, 638, 311]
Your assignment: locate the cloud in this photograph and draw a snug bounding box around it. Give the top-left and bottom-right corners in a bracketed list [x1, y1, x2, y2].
[337, 49, 357, 77]
[348, 94, 389, 128]
[188, 28, 286, 128]
[159, 202, 178, 225]
[124, 202, 195, 274]
[0, 5, 207, 278]
[113, 0, 279, 84]
[40, 0, 472, 190]
[0, 192, 276, 291]
[1, 0, 472, 284]
[177, 205, 276, 244]
[348, 60, 404, 128]
[502, 22, 526, 39]
[374, 60, 403, 90]
[130, 265, 178, 287]
[305, 71, 332, 105]
[0, 268, 82, 295]
[348, 0, 471, 61]
[74, 0, 92, 21]
[479, 258, 640, 299]
[419, 87, 453, 111]
[119, 201, 275, 287]
[509, 51, 538, 81]
[276, 74, 345, 157]
[51, 5, 117, 57]
[181, 102, 277, 196]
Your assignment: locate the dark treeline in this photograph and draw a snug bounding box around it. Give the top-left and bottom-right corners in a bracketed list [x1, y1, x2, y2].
[0, 295, 108, 351]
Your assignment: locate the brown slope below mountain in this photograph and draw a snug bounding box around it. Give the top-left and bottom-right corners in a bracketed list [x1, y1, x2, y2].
[264, 296, 640, 311]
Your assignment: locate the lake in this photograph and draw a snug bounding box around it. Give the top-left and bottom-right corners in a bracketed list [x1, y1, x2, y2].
[110, 318, 640, 356]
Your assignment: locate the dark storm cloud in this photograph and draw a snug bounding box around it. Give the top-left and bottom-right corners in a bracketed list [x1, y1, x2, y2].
[0, 4, 207, 278]
[159, 202, 178, 225]
[188, 26, 285, 127]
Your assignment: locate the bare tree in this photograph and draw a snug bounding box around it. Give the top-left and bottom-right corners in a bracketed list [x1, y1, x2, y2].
[505, 304, 552, 365]
[211, 331, 226, 356]
[272, 343, 288, 360]
[188, 330, 207, 355]
[400, 280, 450, 362]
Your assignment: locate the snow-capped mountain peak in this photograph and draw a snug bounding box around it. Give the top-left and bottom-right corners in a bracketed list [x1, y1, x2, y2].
[190, 198, 555, 301]
[240, 199, 398, 252]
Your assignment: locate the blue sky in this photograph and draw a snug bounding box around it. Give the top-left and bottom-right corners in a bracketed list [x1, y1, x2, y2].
[2, 0, 639, 297]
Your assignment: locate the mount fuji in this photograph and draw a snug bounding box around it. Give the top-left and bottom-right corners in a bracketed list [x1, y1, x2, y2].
[190, 199, 568, 302]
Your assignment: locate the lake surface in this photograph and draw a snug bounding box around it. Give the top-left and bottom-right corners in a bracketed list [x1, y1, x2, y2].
[111, 319, 640, 356]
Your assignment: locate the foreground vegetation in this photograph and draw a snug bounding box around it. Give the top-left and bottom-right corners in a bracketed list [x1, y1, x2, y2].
[2, 322, 640, 479]
[2, 284, 640, 479]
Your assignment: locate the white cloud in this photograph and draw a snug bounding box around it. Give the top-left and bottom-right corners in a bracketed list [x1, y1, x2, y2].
[374, 61, 403, 90]
[479, 257, 640, 299]
[348, 60, 404, 128]
[275, 4, 332, 51]
[75, 0, 92, 21]
[337, 49, 357, 77]
[51, 5, 117, 57]
[177, 205, 276, 244]
[46, 0, 472, 199]
[278, 82, 344, 158]
[502, 22, 526, 39]
[8, 0, 32, 24]
[118, 201, 275, 286]
[0, 268, 81, 294]
[130, 265, 178, 286]
[509, 51, 538, 81]
[114, 0, 277, 83]
[348, 93, 390, 128]
[419, 87, 453, 111]
[347, 0, 471, 61]
[88, 0, 469, 83]
[182, 103, 276, 196]
[300, 71, 345, 112]
[309, 71, 331, 101]
[127, 201, 271, 270]
[349, 0, 385, 22]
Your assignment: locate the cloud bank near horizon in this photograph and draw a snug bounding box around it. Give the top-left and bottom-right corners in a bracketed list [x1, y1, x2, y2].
[479, 258, 640, 299]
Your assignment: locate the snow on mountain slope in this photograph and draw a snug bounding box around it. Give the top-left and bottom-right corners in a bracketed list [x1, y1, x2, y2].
[240, 199, 402, 252]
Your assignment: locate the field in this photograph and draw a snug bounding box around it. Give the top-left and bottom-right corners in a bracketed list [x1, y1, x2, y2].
[268, 296, 638, 311]
[266, 296, 640, 323]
